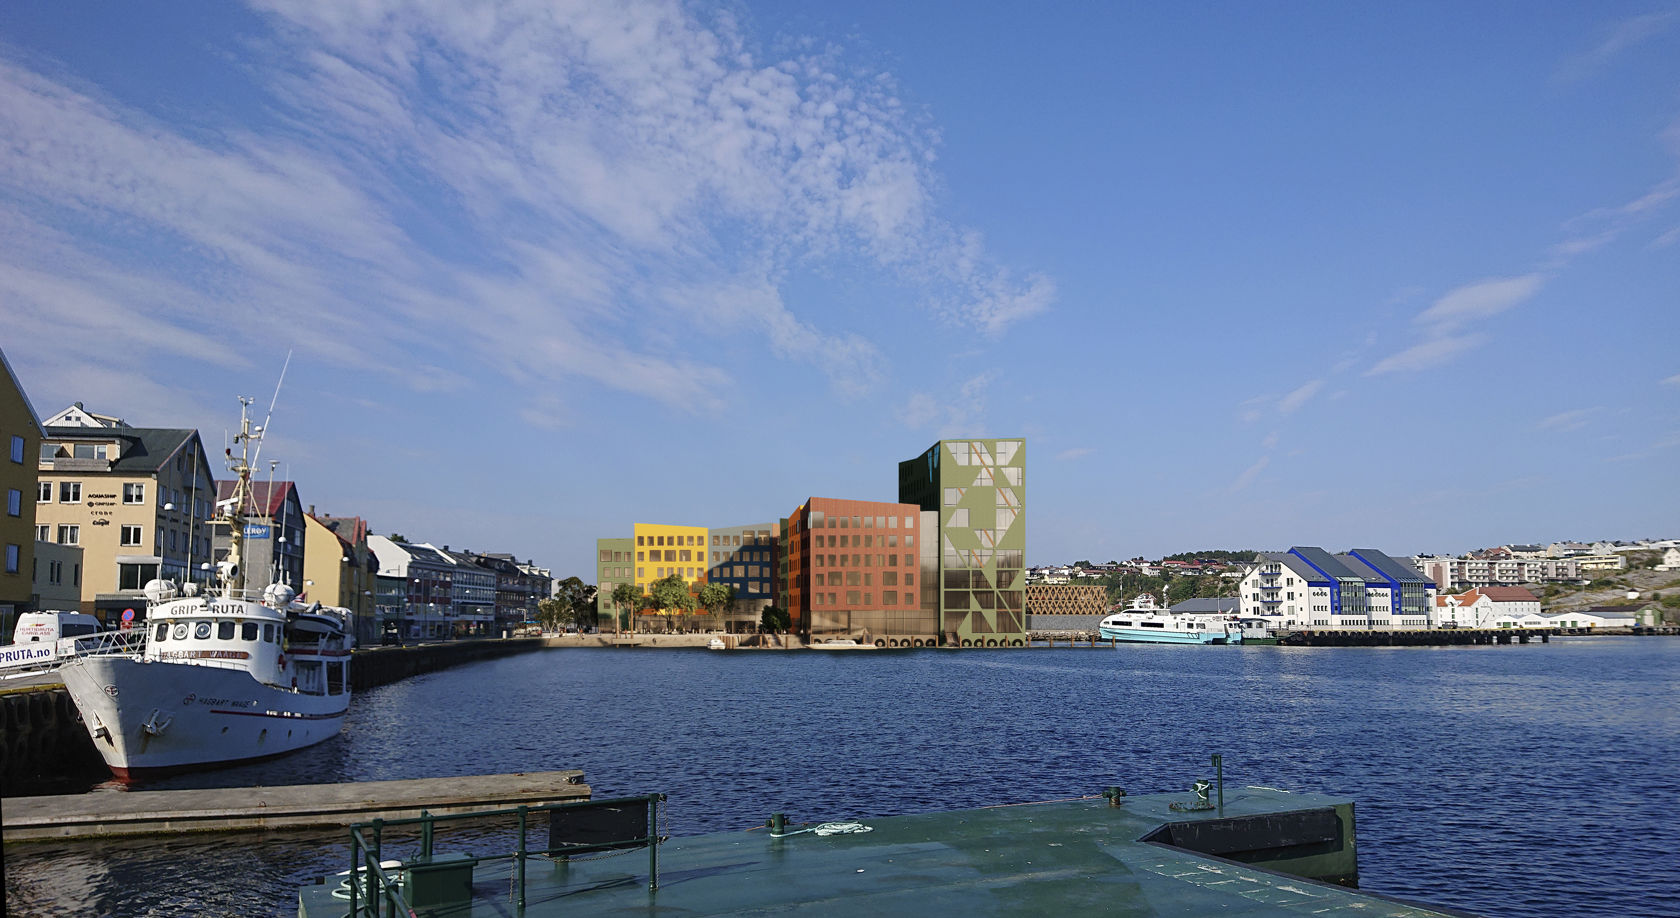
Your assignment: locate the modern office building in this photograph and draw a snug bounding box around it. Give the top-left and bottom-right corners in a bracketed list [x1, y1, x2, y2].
[1336, 548, 1436, 629]
[595, 537, 634, 631]
[898, 438, 1027, 646]
[781, 498, 929, 641]
[36, 413, 217, 620]
[1241, 547, 1435, 630]
[0, 348, 43, 635]
[706, 522, 777, 632]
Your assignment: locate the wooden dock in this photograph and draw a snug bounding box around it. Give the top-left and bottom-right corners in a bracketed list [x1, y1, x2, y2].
[2, 769, 590, 841]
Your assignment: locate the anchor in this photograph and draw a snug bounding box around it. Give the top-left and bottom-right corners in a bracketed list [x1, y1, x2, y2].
[142, 708, 173, 737]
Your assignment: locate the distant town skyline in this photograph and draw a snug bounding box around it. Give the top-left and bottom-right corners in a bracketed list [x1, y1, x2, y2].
[3, 2, 1677, 577]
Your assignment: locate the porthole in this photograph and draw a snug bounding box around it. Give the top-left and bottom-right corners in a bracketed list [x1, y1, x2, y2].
[173, 624, 188, 640]
[194, 622, 211, 640]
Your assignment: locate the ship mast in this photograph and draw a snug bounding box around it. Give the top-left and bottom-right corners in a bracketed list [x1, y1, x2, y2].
[220, 397, 259, 600]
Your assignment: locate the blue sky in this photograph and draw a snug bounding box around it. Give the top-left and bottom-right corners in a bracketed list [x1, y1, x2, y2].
[3, 1, 1677, 575]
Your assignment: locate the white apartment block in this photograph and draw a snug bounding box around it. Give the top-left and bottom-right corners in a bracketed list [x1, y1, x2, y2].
[1412, 556, 1582, 590]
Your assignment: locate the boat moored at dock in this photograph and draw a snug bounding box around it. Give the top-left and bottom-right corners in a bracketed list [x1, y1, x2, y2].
[1098, 595, 1243, 645]
[60, 395, 354, 780]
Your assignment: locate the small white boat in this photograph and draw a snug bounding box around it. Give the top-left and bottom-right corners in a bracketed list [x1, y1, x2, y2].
[808, 638, 878, 651]
[1098, 595, 1243, 645]
[707, 637, 729, 651]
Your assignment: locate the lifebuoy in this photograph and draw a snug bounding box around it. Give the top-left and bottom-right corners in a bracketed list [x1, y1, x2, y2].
[961, 639, 973, 648]
[874, 639, 886, 648]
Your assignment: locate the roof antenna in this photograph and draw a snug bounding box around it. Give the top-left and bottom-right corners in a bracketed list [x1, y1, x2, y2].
[249, 349, 291, 473]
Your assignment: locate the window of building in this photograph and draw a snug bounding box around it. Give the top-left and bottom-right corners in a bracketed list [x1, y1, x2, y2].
[72, 443, 106, 460]
[121, 525, 143, 546]
[905, 573, 915, 586]
[905, 535, 914, 547]
[9, 435, 23, 464]
[847, 590, 860, 605]
[949, 508, 969, 528]
[124, 482, 145, 504]
[5, 488, 18, 517]
[35, 524, 49, 541]
[36, 481, 51, 503]
[3, 544, 16, 573]
[57, 524, 79, 545]
[59, 481, 81, 503]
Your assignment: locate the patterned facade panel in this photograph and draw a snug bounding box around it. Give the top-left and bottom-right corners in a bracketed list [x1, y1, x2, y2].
[631, 523, 709, 592]
[900, 438, 1026, 645]
[1025, 584, 1108, 617]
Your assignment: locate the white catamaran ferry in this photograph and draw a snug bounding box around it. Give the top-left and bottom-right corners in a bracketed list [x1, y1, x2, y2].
[1097, 595, 1244, 646]
[60, 396, 353, 780]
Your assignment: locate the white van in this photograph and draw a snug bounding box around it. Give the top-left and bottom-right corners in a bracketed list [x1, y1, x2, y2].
[13, 611, 102, 643]
[1, 612, 106, 674]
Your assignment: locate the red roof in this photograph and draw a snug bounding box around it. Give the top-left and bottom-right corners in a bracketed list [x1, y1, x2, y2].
[215, 480, 298, 518]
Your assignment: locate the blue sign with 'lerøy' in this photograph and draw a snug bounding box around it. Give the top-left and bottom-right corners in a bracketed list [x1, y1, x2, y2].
[244, 524, 271, 539]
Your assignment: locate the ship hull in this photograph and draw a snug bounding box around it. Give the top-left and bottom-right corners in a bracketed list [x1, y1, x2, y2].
[1097, 625, 1242, 645]
[61, 655, 348, 780]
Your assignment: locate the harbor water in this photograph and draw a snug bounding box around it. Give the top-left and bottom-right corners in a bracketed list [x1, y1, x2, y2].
[6, 637, 1678, 917]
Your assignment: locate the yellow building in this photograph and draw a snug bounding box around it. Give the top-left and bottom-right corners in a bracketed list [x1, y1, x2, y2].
[34, 409, 216, 621]
[303, 511, 378, 644]
[0, 348, 45, 636]
[632, 523, 710, 592]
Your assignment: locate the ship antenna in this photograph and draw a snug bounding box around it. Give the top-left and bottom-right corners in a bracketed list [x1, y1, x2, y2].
[248, 349, 291, 473]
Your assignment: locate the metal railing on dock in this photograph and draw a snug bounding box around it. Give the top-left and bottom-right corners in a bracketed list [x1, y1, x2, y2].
[344, 793, 665, 917]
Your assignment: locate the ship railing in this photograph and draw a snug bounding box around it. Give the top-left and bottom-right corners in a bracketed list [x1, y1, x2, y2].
[65, 628, 147, 659]
[342, 793, 665, 916]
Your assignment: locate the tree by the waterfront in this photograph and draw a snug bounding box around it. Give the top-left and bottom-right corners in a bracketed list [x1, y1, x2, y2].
[611, 581, 640, 634]
[650, 575, 696, 632]
[760, 604, 790, 634]
[697, 581, 734, 630]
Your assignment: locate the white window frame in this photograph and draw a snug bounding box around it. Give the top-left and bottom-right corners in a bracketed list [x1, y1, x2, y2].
[57, 524, 80, 545]
[37, 481, 52, 502]
[121, 524, 143, 547]
[123, 482, 145, 504]
[59, 481, 81, 504]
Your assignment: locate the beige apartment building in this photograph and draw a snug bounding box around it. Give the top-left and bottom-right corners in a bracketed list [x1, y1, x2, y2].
[34, 410, 216, 621]
[1, 348, 44, 636]
[303, 511, 379, 644]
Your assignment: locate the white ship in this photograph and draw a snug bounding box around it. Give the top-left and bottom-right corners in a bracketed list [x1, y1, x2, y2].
[61, 396, 353, 780]
[1097, 594, 1243, 646]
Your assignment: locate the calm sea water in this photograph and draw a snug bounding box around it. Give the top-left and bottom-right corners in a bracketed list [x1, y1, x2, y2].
[6, 638, 1678, 917]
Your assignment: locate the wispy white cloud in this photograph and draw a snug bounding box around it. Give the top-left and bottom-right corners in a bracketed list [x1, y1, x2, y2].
[1537, 407, 1603, 433]
[1607, 430, 1680, 462]
[1055, 447, 1094, 461]
[1366, 333, 1487, 376]
[1276, 380, 1323, 416]
[899, 372, 994, 436]
[1260, 431, 1280, 451]
[0, 0, 1049, 423]
[1415, 275, 1545, 330]
[1662, 372, 1680, 387]
[1557, 10, 1680, 83]
[1229, 456, 1269, 494]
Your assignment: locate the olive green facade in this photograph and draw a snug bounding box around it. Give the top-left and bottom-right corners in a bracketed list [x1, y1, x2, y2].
[595, 537, 634, 631]
[899, 439, 1026, 646]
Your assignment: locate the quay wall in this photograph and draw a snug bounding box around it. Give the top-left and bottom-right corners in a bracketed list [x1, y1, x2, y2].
[1, 638, 549, 794]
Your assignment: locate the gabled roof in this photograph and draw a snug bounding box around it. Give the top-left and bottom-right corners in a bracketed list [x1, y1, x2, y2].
[1289, 546, 1364, 583]
[313, 514, 369, 545]
[1258, 551, 1322, 581]
[0, 348, 44, 436]
[1342, 549, 1434, 586]
[45, 425, 201, 475]
[215, 480, 300, 518]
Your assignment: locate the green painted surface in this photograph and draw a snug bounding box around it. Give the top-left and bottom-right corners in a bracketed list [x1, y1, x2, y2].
[300, 788, 1451, 917]
[899, 439, 1027, 644]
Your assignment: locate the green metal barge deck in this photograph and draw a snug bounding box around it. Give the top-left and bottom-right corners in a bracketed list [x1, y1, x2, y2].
[299, 782, 1457, 917]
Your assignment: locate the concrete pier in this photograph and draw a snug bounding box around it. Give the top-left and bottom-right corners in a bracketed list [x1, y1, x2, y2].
[3, 769, 590, 841]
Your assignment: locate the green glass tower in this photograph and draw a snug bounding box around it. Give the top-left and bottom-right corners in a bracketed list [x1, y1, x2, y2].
[898, 439, 1026, 646]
